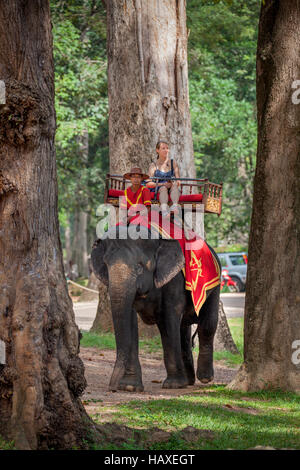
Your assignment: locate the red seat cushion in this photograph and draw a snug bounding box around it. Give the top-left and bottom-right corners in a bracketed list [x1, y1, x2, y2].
[108, 189, 203, 203]
[157, 193, 203, 202]
[179, 194, 203, 202]
[108, 189, 124, 197]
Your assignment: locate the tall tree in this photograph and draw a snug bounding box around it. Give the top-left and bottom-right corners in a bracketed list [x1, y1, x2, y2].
[93, 0, 237, 349]
[0, 0, 98, 449]
[107, 0, 195, 177]
[229, 0, 300, 392]
[93, 0, 197, 338]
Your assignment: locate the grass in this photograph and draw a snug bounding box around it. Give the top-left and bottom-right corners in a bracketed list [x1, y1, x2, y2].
[80, 330, 163, 355]
[90, 387, 300, 450]
[1, 319, 298, 451]
[81, 318, 298, 450]
[213, 317, 244, 367]
[80, 330, 116, 350]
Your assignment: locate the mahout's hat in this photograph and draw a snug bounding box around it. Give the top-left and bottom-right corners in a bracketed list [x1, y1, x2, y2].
[123, 167, 149, 180]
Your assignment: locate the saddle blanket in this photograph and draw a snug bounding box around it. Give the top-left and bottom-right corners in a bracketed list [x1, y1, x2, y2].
[127, 214, 221, 315]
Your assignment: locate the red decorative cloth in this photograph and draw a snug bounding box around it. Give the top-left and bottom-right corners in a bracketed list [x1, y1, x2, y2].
[129, 214, 221, 315]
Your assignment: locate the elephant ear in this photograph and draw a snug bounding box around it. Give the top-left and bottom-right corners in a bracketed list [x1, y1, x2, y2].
[154, 239, 185, 288]
[91, 239, 109, 287]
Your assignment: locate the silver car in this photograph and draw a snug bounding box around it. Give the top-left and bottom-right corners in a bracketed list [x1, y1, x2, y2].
[218, 252, 248, 292]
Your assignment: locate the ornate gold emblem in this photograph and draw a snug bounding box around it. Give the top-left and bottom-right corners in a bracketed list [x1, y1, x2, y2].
[205, 197, 220, 213]
[189, 251, 203, 279]
[189, 251, 204, 291]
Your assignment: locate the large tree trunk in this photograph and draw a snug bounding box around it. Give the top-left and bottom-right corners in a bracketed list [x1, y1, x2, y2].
[107, 0, 195, 177]
[95, 0, 195, 338]
[0, 1, 98, 449]
[229, 0, 300, 392]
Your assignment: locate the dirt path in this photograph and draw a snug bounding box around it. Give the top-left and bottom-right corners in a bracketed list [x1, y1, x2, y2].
[80, 347, 238, 411]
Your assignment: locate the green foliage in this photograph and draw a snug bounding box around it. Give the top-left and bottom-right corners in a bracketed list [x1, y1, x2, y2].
[51, 0, 109, 250]
[215, 243, 248, 252]
[186, 0, 260, 246]
[0, 436, 15, 450]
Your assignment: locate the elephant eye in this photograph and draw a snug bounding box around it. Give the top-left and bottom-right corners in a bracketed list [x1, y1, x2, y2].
[136, 263, 143, 275]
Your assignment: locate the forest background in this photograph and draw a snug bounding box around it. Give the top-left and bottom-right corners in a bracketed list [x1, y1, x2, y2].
[51, 0, 260, 276]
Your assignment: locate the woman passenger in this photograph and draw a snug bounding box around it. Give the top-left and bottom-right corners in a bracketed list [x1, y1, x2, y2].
[146, 141, 181, 216]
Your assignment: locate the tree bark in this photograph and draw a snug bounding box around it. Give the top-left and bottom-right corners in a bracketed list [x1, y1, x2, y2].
[214, 301, 239, 354]
[107, 0, 195, 177]
[0, 1, 98, 449]
[229, 0, 300, 392]
[91, 281, 114, 332]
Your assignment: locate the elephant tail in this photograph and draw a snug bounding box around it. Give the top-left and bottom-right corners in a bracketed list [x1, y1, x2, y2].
[192, 324, 199, 349]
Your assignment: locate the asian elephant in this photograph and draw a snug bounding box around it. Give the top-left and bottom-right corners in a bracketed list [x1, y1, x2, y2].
[91, 226, 221, 392]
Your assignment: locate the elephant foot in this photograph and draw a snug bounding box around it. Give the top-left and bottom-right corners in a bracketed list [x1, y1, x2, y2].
[118, 376, 144, 393]
[197, 358, 214, 384]
[198, 376, 214, 384]
[185, 369, 196, 386]
[197, 367, 214, 384]
[162, 375, 189, 389]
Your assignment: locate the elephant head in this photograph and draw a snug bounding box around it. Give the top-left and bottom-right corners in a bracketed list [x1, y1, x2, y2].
[91, 228, 185, 294]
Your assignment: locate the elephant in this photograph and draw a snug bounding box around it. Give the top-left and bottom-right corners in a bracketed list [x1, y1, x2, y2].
[91, 225, 221, 392]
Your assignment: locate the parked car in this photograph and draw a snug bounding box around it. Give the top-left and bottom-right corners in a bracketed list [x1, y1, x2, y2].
[217, 252, 248, 292]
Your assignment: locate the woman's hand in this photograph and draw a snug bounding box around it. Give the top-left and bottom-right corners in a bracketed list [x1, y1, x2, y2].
[164, 181, 172, 189]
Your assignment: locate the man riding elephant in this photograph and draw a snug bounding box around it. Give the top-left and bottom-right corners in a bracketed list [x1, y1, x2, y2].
[120, 167, 151, 224]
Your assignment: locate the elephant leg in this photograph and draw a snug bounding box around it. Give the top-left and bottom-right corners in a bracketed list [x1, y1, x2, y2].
[196, 286, 219, 383]
[180, 322, 195, 385]
[118, 309, 144, 392]
[157, 310, 189, 389]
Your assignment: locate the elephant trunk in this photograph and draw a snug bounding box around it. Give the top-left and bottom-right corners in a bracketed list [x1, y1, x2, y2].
[108, 262, 137, 391]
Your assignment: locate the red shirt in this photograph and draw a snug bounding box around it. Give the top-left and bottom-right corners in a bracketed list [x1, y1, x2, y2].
[121, 186, 152, 210]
